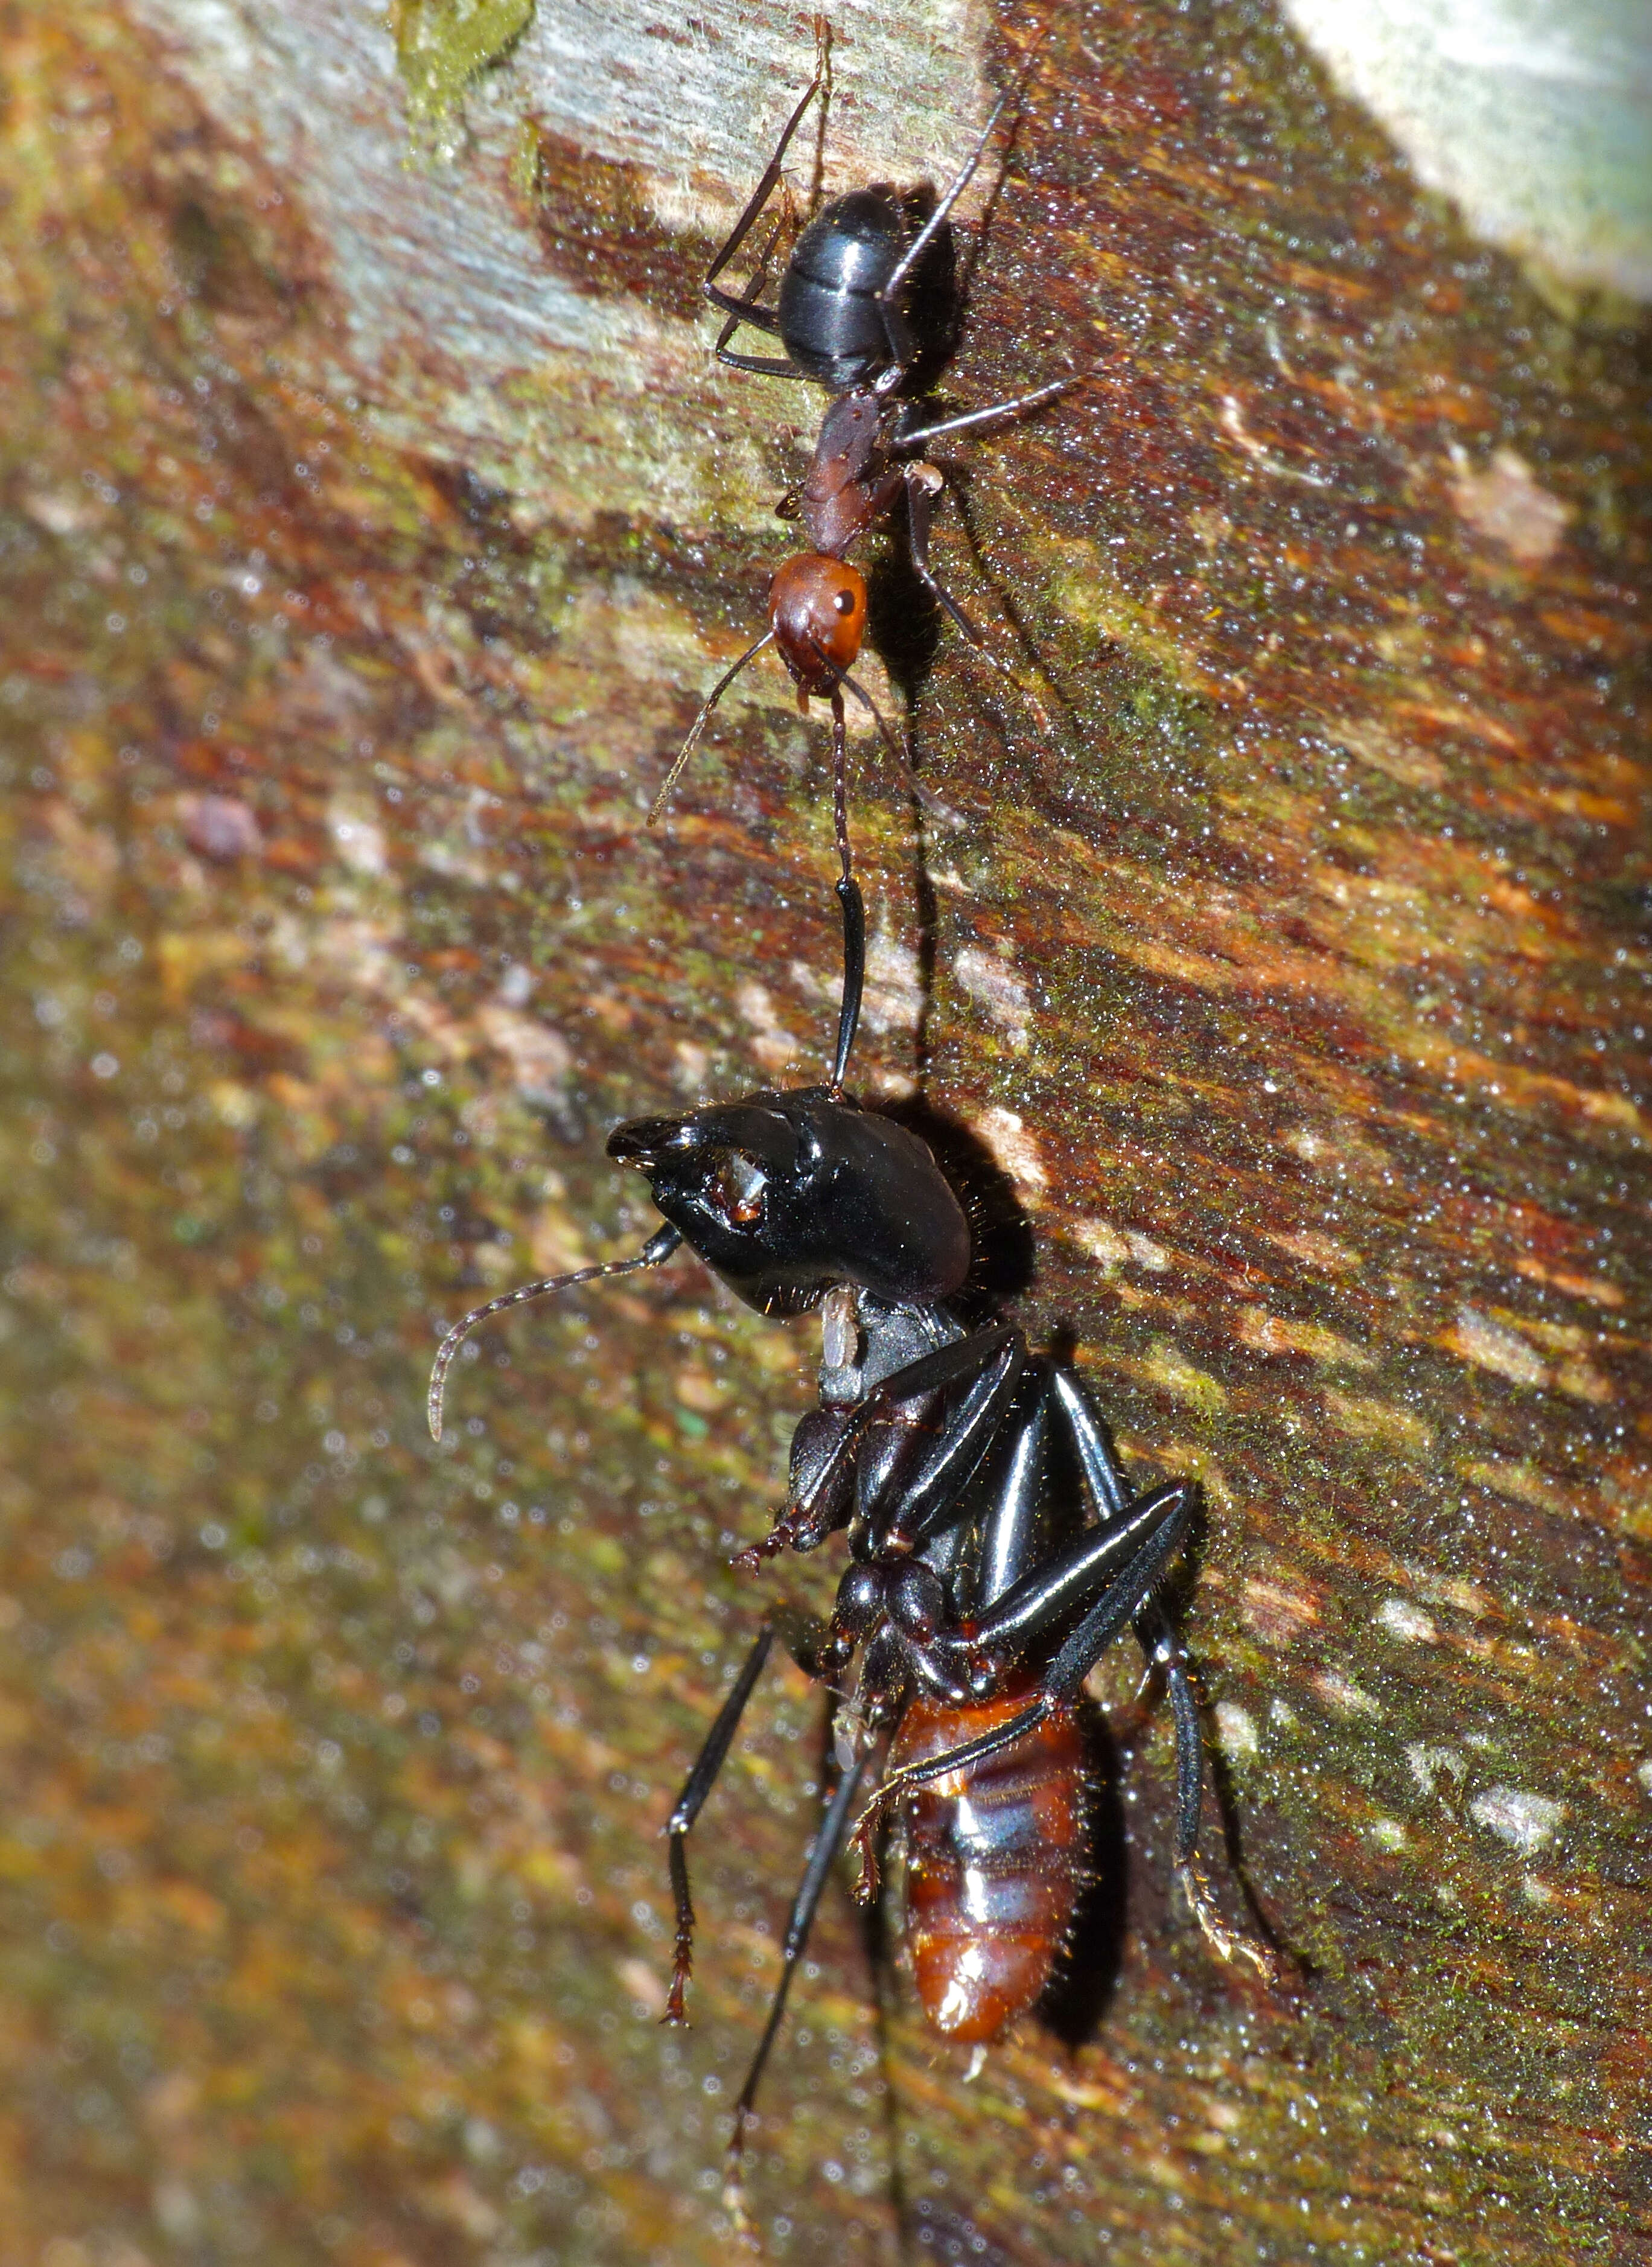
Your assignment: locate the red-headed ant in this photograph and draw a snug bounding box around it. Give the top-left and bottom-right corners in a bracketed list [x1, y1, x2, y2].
[654, 25, 1075, 896]
[427, 893, 1278, 2245]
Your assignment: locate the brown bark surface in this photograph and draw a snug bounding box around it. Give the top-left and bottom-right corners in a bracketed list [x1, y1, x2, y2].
[0, 3, 1647, 2263]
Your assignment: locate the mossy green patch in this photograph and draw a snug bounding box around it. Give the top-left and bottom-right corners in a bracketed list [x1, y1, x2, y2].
[389, 0, 535, 145]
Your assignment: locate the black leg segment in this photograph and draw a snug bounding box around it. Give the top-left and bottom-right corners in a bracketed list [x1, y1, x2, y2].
[663, 1609, 829, 2024]
[724, 1752, 870, 2245]
[703, 49, 827, 342]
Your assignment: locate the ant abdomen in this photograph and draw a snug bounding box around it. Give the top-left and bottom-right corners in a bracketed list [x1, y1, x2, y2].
[892, 1677, 1090, 2042]
[777, 188, 955, 392]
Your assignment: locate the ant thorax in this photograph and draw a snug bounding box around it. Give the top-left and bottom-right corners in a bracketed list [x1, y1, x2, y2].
[817, 1284, 965, 1409]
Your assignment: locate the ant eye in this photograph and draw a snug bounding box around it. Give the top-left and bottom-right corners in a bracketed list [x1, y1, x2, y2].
[834, 590, 856, 615]
[707, 1149, 768, 1228]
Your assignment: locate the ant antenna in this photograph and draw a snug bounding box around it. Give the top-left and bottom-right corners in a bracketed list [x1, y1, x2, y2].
[427, 1222, 683, 1441]
[837, 668, 914, 780]
[649, 630, 776, 828]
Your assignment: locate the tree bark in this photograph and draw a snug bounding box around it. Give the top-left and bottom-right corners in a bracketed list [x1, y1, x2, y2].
[0, 3, 1647, 2264]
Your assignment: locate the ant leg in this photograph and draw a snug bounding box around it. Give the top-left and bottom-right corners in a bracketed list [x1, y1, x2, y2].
[704, 25, 829, 339]
[901, 461, 984, 646]
[991, 1373, 1281, 1977]
[975, 1479, 1194, 1656]
[1140, 1604, 1204, 1867]
[736, 1322, 1025, 1567]
[712, 218, 785, 345]
[838, 668, 905, 773]
[901, 462, 1051, 730]
[970, 1366, 1055, 1610]
[664, 1607, 829, 2023]
[427, 1222, 681, 1440]
[665, 1625, 773, 2026]
[724, 1749, 870, 2249]
[894, 376, 1077, 451]
[713, 214, 819, 379]
[649, 630, 776, 827]
[1134, 1599, 1283, 1979]
[847, 1482, 1194, 1887]
[1050, 1365, 1131, 1521]
[873, 30, 1050, 374]
[714, 346, 817, 380]
[713, 216, 812, 378]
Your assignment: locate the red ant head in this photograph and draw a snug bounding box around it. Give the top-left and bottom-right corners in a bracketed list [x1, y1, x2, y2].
[767, 554, 867, 697]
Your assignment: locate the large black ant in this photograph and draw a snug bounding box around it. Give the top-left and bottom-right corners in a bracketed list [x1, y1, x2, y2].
[428, 892, 1277, 2243]
[652, 25, 1074, 894]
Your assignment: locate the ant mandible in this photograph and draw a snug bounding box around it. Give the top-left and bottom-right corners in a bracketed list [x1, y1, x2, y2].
[428, 900, 1278, 2245]
[653, 23, 1074, 897]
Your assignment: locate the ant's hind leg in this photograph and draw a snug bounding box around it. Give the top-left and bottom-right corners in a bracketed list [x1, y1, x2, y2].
[704, 21, 831, 331]
[1050, 1364, 1131, 1523]
[873, 30, 1050, 374]
[712, 214, 811, 378]
[847, 1481, 1197, 1891]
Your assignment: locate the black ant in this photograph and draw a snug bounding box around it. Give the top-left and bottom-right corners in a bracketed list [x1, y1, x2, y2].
[427, 896, 1278, 2244]
[652, 24, 1075, 894]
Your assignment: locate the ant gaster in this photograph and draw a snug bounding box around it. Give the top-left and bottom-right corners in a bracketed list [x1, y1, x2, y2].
[428, 893, 1277, 2240]
[652, 27, 1073, 894]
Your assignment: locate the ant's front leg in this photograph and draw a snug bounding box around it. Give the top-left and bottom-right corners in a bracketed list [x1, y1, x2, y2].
[732, 1401, 860, 1570]
[733, 1324, 1024, 1569]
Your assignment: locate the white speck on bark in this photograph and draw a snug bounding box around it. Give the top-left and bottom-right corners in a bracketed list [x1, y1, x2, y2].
[1377, 1596, 1438, 1643]
[1469, 1787, 1564, 1854]
[1215, 1700, 1258, 1759]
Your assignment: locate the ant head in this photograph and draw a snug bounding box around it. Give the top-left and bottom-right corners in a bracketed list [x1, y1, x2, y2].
[607, 1088, 971, 1316]
[768, 554, 867, 695]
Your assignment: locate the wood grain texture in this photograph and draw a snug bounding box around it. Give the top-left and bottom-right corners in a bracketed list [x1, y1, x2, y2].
[0, 2, 1646, 2263]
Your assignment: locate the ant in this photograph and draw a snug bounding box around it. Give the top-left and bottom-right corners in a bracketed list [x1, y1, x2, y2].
[428, 892, 1278, 2245]
[652, 23, 1076, 898]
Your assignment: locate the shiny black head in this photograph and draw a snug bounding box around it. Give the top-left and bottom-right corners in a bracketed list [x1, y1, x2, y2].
[607, 1087, 971, 1315]
[777, 187, 957, 393]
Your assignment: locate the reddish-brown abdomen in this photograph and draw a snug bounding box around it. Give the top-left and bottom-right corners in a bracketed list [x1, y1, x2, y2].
[890, 1682, 1089, 2044]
